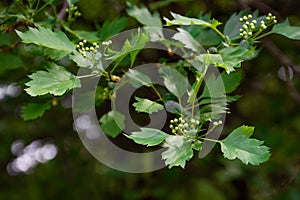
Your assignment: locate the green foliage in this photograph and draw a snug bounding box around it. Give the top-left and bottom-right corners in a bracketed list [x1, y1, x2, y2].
[25, 62, 81, 96]
[125, 128, 169, 146]
[99, 111, 125, 138]
[97, 17, 128, 41]
[133, 97, 164, 114]
[271, 19, 300, 40]
[219, 126, 271, 165]
[125, 69, 152, 88]
[158, 66, 189, 98]
[127, 4, 162, 28]
[16, 26, 75, 52]
[10, 0, 300, 170]
[162, 136, 194, 168]
[21, 102, 51, 120]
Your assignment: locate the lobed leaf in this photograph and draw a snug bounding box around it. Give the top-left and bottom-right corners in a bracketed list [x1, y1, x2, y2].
[220, 126, 271, 165]
[21, 102, 51, 120]
[133, 97, 164, 114]
[162, 136, 194, 168]
[125, 128, 169, 146]
[16, 26, 75, 52]
[25, 62, 81, 96]
[271, 19, 300, 40]
[99, 111, 125, 138]
[159, 66, 189, 98]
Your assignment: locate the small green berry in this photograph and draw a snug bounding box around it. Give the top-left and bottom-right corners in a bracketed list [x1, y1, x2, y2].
[169, 125, 174, 129]
[252, 20, 257, 24]
[191, 119, 195, 124]
[174, 118, 178, 123]
[243, 16, 248, 21]
[239, 18, 243, 22]
[170, 120, 174, 123]
[83, 40, 87, 43]
[247, 14, 252, 19]
[242, 24, 248, 29]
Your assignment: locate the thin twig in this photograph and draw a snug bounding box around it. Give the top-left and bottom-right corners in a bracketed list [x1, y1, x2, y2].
[56, 0, 69, 30]
[262, 37, 300, 103]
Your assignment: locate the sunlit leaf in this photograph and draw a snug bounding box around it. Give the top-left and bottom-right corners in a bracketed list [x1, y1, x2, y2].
[16, 26, 75, 52]
[162, 136, 194, 168]
[125, 128, 169, 146]
[271, 19, 300, 40]
[133, 97, 164, 114]
[220, 126, 271, 165]
[25, 62, 81, 96]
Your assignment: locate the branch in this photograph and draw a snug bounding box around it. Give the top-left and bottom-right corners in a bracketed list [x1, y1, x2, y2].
[56, 0, 69, 30]
[262, 38, 300, 103]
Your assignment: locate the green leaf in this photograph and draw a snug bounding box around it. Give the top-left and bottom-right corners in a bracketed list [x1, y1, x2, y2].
[25, 62, 81, 96]
[127, 3, 162, 28]
[270, 19, 300, 40]
[16, 26, 75, 52]
[125, 128, 169, 146]
[0, 53, 23, 74]
[126, 69, 152, 88]
[159, 66, 189, 98]
[221, 71, 242, 93]
[99, 111, 125, 138]
[196, 54, 233, 73]
[162, 136, 194, 168]
[172, 28, 205, 52]
[97, 17, 128, 41]
[73, 30, 99, 42]
[219, 125, 271, 165]
[21, 102, 51, 120]
[223, 10, 248, 40]
[201, 71, 241, 98]
[164, 12, 210, 26]
[108, 31, 149, 66]
[133, 97, 164, 114]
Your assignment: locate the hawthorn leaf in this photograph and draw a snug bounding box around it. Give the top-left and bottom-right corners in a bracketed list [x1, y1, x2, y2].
[271, 19, 300, 40]
[99, 111, 125, 138]
[173, 28, 205, 52]
[127, 4, 162, 28]
[125, 128, 169, 146]
[126, 69, 152, 88]
[223, 10, 248, 40]
[21, 102, 51, 120]
[25, 63, 81, 96]
[164, 12, 210, 26]
[98, 17, 128, 41]
[16, 26, 75, 52]
[133, 97, 164, 114]
[162, 136, 194, 168]
[220, 126, 271, 165]
[159, 66, 189, 98]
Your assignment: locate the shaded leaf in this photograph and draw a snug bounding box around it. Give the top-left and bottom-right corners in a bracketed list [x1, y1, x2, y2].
[126, 69, 152, 88]
[220, 126, 271, 165]
[173, 28, 204, 52]
[99, 111, 125, 138]
[25, 63, 81, 96]
[133, 97, 164, 114]
[125, 128, 169, 146]
[127, 3, 162, 28]
[159, 66, 189, 98]
[21, 102, 51, 120]
[98, 17, 128, 41]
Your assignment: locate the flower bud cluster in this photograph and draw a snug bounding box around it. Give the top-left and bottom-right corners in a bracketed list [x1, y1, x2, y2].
[212, 120, 222, 126]
[66, 4, 81, 17]
[169, 117, 200, 135]
[239, 13, 277, 39]
[76, 40, 100, 58]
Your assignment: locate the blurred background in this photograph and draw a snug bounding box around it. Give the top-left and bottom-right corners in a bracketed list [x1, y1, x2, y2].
[0, 0, 300, 199]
